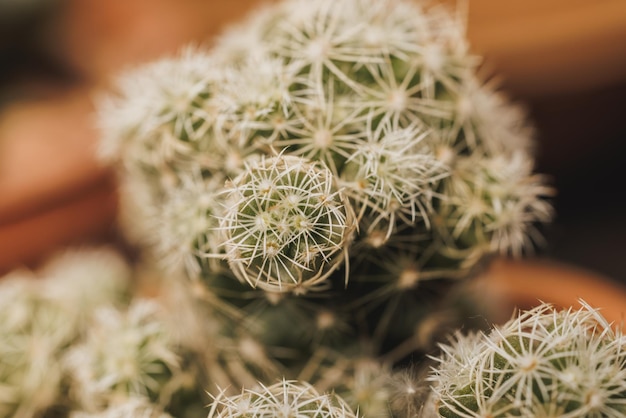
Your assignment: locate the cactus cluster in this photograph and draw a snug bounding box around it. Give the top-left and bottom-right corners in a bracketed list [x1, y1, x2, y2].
[4, 249, 626, 418]
[99, 0, 552, 283]
[93, 0, 556, 416]
[0, 3, 618, 413]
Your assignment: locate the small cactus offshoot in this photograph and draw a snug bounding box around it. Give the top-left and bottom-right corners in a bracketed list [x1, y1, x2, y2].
[207, 379, 359, 418]
[221, 154, 356, 292]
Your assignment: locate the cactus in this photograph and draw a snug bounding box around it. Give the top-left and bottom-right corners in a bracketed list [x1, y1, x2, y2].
[427, 301, 626, 417]
[1, 0, 619, 413]
[91, 0, 556, 416]
[99, 0, 552, 284]
[0, 248, 132, 418]
[207, 379, 359, 418]
[0, 249, 203, 418]
[221, 154, 357, 292]
[62, 299, 183, 412]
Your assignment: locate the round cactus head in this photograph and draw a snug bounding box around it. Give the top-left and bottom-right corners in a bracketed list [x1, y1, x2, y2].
[428, 301, 626, 417]
[221, 155, 356, 293]
[207, 379, 359, 418]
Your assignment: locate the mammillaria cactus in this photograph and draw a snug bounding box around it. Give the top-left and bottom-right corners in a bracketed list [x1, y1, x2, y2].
[207, 379, 359, 418]
[0, 0, 619, 407]
[99, 0, 552, 281]
[221, 154, 356, 292]
[63, 299, 184, 413]
[427, 301, 626, 418]
[96, 0, 554, 416]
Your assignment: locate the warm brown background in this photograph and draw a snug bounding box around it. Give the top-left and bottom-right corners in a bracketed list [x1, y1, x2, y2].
[1, 0, 625, 292]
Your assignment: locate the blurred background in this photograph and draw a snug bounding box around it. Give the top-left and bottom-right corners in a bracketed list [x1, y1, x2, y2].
[1, 0, 625, 283]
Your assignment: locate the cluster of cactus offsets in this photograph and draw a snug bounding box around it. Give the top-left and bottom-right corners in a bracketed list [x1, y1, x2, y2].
[427, 302, 626, 418]
[99, 0, 553, 279]
[92, 0, 557, 416]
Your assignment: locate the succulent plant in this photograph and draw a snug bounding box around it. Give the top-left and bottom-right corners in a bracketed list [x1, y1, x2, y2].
[0, 273, 66, 418]
[427, 301, 626, 418]
[93, 0, 555, 416]
[207, 379, 359, 418]
[99, 0, 552, 283]
[221, 154, 357, 292]
[0, 249, 202, 418]
[0, 0, 616, 413]
[62, 299, 183, 412]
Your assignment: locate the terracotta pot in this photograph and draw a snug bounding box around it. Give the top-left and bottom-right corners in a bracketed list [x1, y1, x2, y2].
[57, 0, 278, 85]
[474, 257, 626, 330]
[0, 89, 118, 274]
[458, 0, 626, 98]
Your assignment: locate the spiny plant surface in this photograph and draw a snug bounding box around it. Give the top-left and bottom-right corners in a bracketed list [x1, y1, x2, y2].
[0, 249, 131, 418]
[95, 0, 554, 416]
[428, 301, 626, 418]
[207, 379, 359, 418]
[0, 249, 204, 418]
[100, 0, 551, 285]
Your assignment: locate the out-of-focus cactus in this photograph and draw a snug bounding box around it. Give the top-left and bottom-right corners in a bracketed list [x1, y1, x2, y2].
[0, 248, 131, 418]
[62, 299, 183, 412]
[427, 301, 626, 418]
[0, 249, 202, 418]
